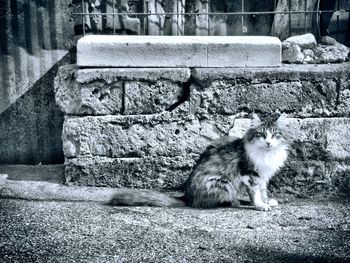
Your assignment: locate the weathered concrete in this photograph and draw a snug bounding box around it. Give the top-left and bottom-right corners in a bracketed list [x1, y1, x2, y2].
[77, 35, 281, 68]
[192, 63, 350, 117]
[55, 66, 190, 115]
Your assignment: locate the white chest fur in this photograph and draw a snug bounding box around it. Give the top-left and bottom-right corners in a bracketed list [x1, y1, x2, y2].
[245, 143, 288, 180]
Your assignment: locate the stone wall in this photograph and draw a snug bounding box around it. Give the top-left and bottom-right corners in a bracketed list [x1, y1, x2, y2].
[55, 62, 350, 197]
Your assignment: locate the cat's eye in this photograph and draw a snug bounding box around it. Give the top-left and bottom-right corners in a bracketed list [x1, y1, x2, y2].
[256, 132, 266, 138]
[272, 132, 282, 138]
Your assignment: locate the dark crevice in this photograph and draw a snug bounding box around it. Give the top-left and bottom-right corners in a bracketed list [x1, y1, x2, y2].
[121, 82, 126, 114]
[334, 78, 342, 110]
[166, 77, 192, 112]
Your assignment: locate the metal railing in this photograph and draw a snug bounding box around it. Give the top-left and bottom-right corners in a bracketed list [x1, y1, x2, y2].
[72, 0, 350, 44]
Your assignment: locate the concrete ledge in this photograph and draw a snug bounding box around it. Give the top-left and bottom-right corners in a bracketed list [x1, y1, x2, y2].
[0, 174, 115, 202]
[77, 35, 281, 68]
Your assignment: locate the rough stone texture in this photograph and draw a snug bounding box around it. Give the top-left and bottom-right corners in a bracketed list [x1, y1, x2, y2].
[55, 66, 190, 115]
[54, 65, 123, 115]
[314, 44, 350, 63]
[124, 81, 182, 115]
[75, 67, 191, 83]
[282, 34, 349, 64]
[191, 63, 350, 117]
[56, 64, 350, 195]
[273, 161, 350, 197]
[64, 156, 196, 189]
[77, 35, 281, 68]
[62, 114, 236, 158]
[282, 44, 304, 63]
[283, 33, 317, 50]
[302, 49, 315, 63]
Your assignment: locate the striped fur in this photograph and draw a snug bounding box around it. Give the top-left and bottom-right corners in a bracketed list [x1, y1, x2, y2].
[109, 113, 289, 211]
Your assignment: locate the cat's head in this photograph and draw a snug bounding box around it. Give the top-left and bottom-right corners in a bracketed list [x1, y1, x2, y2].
[244, 112, 289, 150]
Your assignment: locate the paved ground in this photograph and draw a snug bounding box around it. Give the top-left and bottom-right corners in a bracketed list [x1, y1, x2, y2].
[0, 198, 349, 263]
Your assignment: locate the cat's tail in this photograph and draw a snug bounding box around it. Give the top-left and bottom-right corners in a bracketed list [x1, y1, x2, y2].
[108, 189, 186, 207]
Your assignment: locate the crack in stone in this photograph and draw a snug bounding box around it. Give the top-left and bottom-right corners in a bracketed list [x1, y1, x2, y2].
[166, 77, 192, 112]
[334, 78, 342, 110]
[121, 82, 126, 114]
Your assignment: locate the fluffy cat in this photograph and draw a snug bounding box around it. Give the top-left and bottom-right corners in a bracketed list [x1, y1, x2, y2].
[109, 113, 290, 211]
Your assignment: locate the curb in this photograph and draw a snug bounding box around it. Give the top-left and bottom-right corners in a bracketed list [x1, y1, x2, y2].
[0, 174, 115, 202]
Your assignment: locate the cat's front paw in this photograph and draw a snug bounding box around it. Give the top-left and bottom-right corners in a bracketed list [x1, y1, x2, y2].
[268, 199, 278, 207]
[254, 203, 271, 211]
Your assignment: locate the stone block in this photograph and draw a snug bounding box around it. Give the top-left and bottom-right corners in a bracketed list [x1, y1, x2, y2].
[191, 80, 339, 117]
[62, 114, 236, 158]
[124, 81, 182, 115]
[77, 35, 207, 68]
[63, 115, 350, 161]
[283, 33, 317, 50]
[191, 63, 350, 117]
[64, 157, 350, 195]
[55, 65, 190, 115]
[54, 65, 123, 115]
[282, 44, 304, 63]
[64, 156, 197, 190]
[77, 35, 281, 68]
[192, 63, 350, 86]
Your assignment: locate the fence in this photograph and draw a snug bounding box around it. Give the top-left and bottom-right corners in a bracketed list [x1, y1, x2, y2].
[72, 0, 350, 44]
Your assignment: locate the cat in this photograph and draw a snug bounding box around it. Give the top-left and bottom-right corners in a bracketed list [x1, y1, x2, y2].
[109, 113, 290, 211]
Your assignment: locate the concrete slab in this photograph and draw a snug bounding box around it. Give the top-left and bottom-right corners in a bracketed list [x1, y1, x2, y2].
[207, 36, 281, 67]
[77, 35, 281, 68]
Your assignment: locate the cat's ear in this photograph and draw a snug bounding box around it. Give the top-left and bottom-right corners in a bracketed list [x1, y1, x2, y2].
[250, 113, 262, 128]
[275, 112, 288, 128]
